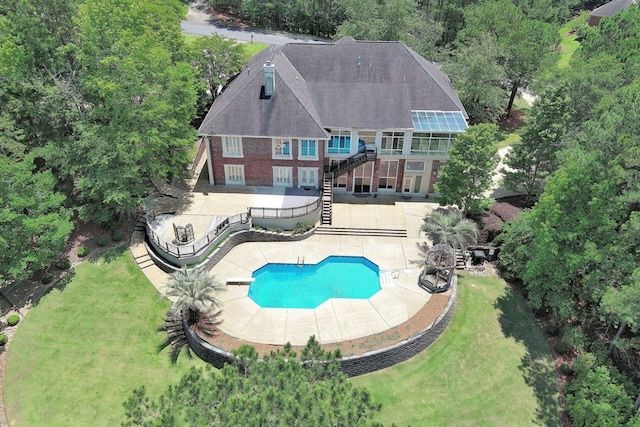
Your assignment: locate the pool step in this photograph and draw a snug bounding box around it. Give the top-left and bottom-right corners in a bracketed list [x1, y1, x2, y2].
[379, 271, 395, 287]
[315, 226, 407, 238]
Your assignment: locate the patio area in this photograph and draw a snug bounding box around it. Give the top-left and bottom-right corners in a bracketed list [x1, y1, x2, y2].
[140, 167, 444, 347]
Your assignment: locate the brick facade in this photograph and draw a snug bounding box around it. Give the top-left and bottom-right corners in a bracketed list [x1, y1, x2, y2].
[209, 136, 325, 187]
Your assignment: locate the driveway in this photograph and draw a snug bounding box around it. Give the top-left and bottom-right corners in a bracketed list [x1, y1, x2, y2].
[181, 0, 327, 45]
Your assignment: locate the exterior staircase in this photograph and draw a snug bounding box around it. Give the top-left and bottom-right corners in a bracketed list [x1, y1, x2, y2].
[322, 177, 333, 225]
[455, 249, 465, 270]
[326, 147, 377, 178]
[130, 217, 156, 270]
[321, 146, 377, 226]
[315, 226, 407, 238]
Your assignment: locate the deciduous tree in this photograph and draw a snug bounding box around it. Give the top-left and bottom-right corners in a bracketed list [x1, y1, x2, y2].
[502, 84, 572, 203]
[0, 155, 73, 283]
[188, 34, 247, 105]
[458, 0, 558, 117]
[436, 124, 499, 216]
[566, 353, 638, 427]
[443, 32, 508, 124]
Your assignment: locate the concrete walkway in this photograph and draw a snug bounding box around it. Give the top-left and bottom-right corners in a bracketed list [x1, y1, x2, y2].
[133, 183, 440, 346]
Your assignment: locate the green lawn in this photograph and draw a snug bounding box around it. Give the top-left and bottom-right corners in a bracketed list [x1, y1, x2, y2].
[5, 250, 203, 427]
[352, 272, 561, 426]
[6, 250, 559, 426]
[498, 131, 522, 150]
[558, 17, 583, 69]
[182, 33, 269, 57]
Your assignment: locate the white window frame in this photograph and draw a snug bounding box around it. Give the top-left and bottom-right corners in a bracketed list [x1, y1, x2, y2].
[224, 164, 245, 185]
[406, 161, 426, 172]
[380, 131, 404, 155]
[221, 136, 243, 158]
[410, 132, 454, 156]
[298, 139, 318, 160]
[328, 130, 351, 154]
[298, 167, 318, 188]
[273, 166, 293, 187]
[378, 160, 399, 191]
[272, 138, 292, 159]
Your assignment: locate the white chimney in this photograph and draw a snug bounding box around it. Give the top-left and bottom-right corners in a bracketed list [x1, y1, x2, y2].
[263, 61, 275, 97]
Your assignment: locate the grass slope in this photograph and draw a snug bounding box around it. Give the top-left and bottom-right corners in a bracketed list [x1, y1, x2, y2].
[558, 18, 582, 69]
[352, 272, 561, 426]
[5, 250, 202, 427]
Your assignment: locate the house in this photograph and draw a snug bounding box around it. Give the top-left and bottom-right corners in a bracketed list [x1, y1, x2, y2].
[198, 38, 468, 204]
[589, 0, 637, 26]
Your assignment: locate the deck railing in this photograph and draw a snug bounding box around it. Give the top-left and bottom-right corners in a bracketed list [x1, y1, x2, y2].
[146, 213, 250, 259]
[249, 197, 321, 219]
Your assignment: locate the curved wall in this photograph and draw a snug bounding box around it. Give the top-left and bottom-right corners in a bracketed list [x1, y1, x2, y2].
[184, 276, 457, 377]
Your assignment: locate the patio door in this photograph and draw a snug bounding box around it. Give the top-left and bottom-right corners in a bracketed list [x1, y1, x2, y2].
[353, 162, 374, 193]
[403, 175, 422, 194]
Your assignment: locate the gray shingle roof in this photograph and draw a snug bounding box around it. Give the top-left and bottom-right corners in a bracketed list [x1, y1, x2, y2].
[199, 38, 467, 138]
[591, 0, 637, 17]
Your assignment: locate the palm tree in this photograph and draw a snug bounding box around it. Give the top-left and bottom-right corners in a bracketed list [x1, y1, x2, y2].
[165, 267, 226, 340]
[422, 206, 479, 251]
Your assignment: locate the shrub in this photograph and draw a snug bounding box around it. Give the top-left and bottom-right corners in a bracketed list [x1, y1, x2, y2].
[544, 324, 560, 337]
[77, 247, 89, 258]
[111, 231, 124, 242]
[7, 314, 20, 326]
[97, 237, 109, 247]
[553, 341, 569, 355]
[267, 227, 284, 233]
[560, 364, 574, 376]
[0, 334, 7, 346]
[56, 258, 71, 270]
[41, 273, 54, 285]
[293, 222, 314, 234]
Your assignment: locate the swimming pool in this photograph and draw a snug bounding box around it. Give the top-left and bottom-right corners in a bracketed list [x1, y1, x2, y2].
[248, 256, 381, 308]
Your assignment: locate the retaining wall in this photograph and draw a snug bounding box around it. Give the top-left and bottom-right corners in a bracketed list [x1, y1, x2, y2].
[183, 276, 457, 377]
[202, 228, 314, 270]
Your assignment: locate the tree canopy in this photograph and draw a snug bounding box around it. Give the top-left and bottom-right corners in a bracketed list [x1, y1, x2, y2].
[497, 8, 640, 424]
[502, 84, 572, 203]
[436, 124, 499, 216]
[123, 337, 382, 427]
[0, 155, 73, 283]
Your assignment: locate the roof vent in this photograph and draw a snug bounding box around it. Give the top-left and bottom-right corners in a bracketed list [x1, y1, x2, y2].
[263, 61, 275, 97]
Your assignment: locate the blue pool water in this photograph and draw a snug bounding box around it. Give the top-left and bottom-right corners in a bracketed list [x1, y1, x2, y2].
[249, 256, 380, 308]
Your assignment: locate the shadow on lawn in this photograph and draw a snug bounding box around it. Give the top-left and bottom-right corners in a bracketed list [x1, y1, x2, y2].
[495, 285, 561, 427]
[88, 245, 128, 264]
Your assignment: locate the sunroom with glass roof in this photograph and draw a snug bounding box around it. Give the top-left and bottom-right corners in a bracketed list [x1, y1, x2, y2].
[410, 111, 468, 156]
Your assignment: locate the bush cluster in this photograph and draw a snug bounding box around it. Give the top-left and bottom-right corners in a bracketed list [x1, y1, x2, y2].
[7, 314, 20, 326]
[41, 273, 54, 285]
[57, 258, 71, 270]
[293, 222, 314, 234]
[559, 363, 574, 376]
[544, 324, 560, 337]
[553, 341, 569, 355]
[77, 247, 89, 258]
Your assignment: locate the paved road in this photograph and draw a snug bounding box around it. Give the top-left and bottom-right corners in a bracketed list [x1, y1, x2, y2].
[180, 21, 327, 45]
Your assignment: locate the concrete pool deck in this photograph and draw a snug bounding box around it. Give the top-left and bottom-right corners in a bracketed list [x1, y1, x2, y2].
[136, 182, 442, 347]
